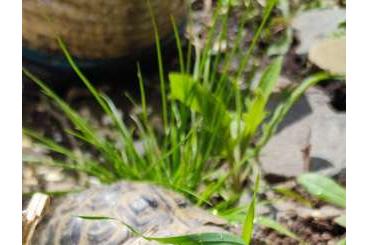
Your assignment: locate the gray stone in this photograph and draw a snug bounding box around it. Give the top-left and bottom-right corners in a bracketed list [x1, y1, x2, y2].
[260, 88, 345, 177]
[292, 8, 346, 54]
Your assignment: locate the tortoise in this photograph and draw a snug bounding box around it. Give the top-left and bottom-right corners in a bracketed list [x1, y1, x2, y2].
[33, 181, 231, 244]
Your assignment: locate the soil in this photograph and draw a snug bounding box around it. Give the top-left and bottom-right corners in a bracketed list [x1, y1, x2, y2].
[253, 215, 345, 244]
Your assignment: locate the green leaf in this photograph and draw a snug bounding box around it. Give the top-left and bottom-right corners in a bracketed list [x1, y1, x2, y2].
[256, 216, 301, 241]
[78, 215, 244, 245]
[243, 57, 283, 137]
[169, 73, 231, 129]
[257, 56, 284, 98]
[297, 173, 346, 208]
[243, 93, 267, 137]
[169, 73, 198, 110]
[242, 175, 260, 245]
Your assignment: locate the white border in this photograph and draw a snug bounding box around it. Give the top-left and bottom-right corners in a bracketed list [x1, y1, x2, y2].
[0, 0, 363, 243]
[0, 0, 22, 243]
[347, 1, 368, 244]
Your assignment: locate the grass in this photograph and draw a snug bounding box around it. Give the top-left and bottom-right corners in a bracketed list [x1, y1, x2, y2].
[23, 0, 335, 215]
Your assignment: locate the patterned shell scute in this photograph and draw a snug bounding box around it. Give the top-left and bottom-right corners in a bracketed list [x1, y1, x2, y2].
[34, 181, 228, 245]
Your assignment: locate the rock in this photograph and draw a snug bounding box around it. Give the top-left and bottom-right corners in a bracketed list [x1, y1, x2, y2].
[260, 88, 345, 177]
[273, 200, 343, 219]
[308, 37, 346, 75]
[292, 8, 346, 54]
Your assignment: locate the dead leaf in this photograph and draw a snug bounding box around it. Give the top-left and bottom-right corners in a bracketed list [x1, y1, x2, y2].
[308, 37, 346, 75]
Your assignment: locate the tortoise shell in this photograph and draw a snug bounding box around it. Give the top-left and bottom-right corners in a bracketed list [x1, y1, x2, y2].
[33, 181, 229, 244]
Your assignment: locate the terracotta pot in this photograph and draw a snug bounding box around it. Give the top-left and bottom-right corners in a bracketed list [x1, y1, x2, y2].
[22, 0, 187, 68]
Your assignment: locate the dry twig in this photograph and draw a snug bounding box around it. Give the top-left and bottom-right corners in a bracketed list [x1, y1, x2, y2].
[22, 193, 50, 245]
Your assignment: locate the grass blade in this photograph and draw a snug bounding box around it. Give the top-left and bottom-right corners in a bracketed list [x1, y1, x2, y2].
[147, 0, 168, 132]
[146, 233, 244, 245]
[170, 15, 185, 74]
[137, 63, 148, 123]
[273, 186, 313, 207]
[57, 38, 109, 113]
[256, 216, 301, 242]
[78, 215, 244, 245]
[243, 57, 283, 137]
[297, 173, 346, 208]
[169, 73, 231, 129]
[242, 175, 260, 245]
[235, 0, 279, 80]
[256, 72, 333, 153]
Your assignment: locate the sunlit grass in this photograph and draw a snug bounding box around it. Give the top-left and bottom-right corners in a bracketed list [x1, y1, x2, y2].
[23, 0, 334, 212]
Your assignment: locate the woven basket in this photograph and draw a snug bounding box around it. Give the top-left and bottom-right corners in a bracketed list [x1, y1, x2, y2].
[22, 0, 187, 60]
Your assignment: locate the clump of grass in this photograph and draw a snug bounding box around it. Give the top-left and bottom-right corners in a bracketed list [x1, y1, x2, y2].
[23, 0, 333, 210]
